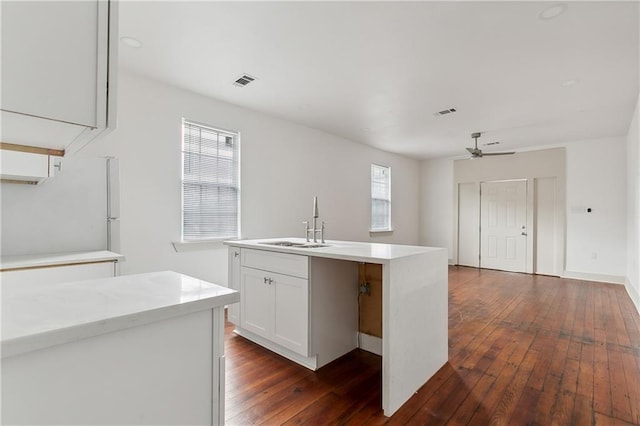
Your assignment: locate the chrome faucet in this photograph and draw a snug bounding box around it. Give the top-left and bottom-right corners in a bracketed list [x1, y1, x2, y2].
[303, 197, 325, 243]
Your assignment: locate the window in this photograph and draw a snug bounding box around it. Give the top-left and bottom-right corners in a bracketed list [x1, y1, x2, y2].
[182, 120, 240, 241]
[371, 164, 391, 231]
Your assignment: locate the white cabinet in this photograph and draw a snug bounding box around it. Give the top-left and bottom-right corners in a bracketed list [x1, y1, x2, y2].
[229, 247, 358, 370]
[240, 266, 309, 356]
[239, 249, 309, 357]
[227, 248, 241, 325]
[0, 0, 118, 155]
[0, 150, 55, 184]
[1, 262, 117, 286]
[0, 251, 123, 286]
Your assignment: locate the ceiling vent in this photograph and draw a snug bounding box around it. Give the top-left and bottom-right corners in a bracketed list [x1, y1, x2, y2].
[433, 108, 457, 117]
[484, 141, 500, 146]
[233, 74, 256, 87]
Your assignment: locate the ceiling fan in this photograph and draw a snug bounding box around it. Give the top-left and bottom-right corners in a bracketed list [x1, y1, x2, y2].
[466, 132, 515, 158]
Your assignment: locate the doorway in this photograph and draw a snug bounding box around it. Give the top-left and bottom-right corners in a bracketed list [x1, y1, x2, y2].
[453, 147, 566, 276]
[480, 180, 527, 273]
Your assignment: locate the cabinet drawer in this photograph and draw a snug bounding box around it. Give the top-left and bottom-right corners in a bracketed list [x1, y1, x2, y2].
[241, 248, 308, 279]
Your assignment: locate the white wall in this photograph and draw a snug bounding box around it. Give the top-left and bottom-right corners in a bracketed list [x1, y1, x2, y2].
[420, 139, 628, 282]
[1, 155, 108, 256]
[565, 137, 627, 280]
[419, 159, 454, 261]
[80, 70, 420, 285]
[626, 93, 640, 313]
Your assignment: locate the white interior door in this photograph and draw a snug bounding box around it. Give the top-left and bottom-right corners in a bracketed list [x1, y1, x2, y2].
[480, 180, 527, 272]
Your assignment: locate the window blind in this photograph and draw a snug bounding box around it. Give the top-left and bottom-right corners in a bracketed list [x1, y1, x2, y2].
[182, 120, 239, 240]
[371, 164, 391, 231]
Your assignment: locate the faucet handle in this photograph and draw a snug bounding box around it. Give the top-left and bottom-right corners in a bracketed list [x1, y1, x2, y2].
[303, 221, 310, 242]
[320, 221, 326, 243]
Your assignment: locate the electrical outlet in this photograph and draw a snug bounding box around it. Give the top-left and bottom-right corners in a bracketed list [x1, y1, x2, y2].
[359, 282, 371, 295]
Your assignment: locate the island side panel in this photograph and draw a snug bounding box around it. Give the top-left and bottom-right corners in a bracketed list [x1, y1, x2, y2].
[212, 307, 226, 426]
[382, 249, 448, 416]
[2, 310, 216, 425]
[309, 257, 359, 368]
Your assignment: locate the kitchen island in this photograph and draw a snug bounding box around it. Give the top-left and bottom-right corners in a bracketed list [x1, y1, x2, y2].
[225, 237, 448, 416]
[1, 271, 239, 425]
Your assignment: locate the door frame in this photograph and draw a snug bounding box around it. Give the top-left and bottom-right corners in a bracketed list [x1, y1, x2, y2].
[455, 176, 565, 276]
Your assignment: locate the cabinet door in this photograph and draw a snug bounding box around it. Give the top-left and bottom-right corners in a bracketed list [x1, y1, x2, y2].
[240, 267, 272, 339]
[227, 248, 241, 325]
[1, 1, 100, 127]
[272, 272, 309, 356]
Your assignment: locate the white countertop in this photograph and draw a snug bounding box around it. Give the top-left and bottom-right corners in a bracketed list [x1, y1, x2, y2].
[1, 271, 239, 358]
[225, 237, 441, 263]
[0, 250, 124, 271]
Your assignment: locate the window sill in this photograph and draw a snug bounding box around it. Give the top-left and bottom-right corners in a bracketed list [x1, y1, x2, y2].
[172, 239, 234, 253]
[369, 229, 394, 236]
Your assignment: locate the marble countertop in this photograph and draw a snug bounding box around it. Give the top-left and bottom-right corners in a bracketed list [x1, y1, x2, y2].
[0, 250, 125, 271]
[1, 271, 239, 358]
[225, 237, 442, 263]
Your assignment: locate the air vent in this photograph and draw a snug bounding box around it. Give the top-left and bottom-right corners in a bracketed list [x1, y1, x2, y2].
[233, 74, 256, 87]
[433, 108, 457, 117]
[484, 141, 500, 146]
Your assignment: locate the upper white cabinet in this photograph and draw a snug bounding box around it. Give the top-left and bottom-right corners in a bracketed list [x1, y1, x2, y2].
[0, 150, 55, 184]
[0, 0, 118, 155]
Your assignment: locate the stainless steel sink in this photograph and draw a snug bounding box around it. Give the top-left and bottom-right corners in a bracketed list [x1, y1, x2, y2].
[259, 241, 307, 247]
[258, 241, 330, 248]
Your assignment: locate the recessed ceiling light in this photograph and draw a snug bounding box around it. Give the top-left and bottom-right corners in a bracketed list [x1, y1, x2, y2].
[120, 36, 143, 48]
[561, 79, 579, 87]
[539, 3, 567, 20]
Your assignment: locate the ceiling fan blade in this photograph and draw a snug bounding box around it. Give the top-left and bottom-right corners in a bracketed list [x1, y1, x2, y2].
[465, 147, 476, 154]
[481, 152, 515, 156]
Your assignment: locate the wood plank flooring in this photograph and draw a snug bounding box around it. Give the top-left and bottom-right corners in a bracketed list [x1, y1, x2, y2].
[225, 266, 640, 425]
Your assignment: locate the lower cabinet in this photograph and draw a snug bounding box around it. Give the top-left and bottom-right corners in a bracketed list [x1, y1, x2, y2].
[1, 261, 117, 286]
[227, 248, 241, 325]
[228, 246, 359, 370]
[240, 266, 309, 356]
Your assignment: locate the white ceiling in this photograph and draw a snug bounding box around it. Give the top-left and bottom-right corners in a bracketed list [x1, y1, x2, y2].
[118, 1, 639, 159]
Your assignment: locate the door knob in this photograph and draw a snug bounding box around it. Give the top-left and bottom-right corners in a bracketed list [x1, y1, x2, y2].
[521, 232, 527, 236]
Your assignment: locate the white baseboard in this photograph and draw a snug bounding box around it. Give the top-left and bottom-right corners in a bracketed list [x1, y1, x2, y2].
[358, 332, 382, 356]
[625, 278, 640, 315]
[562, 270, 626, 285]
[233, 327, 318, 370]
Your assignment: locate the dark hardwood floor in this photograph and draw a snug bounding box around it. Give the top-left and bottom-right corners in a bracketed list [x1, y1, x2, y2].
[225, 266, 640, 425]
